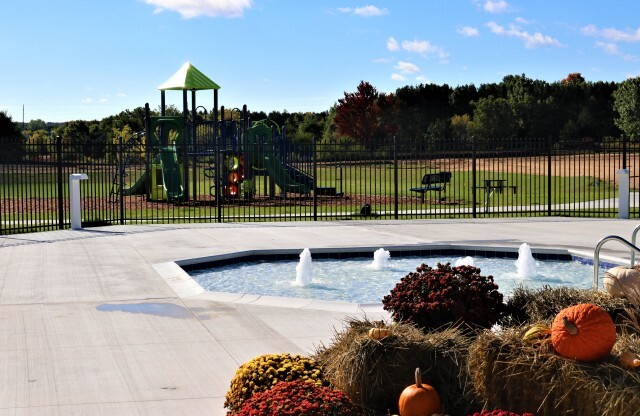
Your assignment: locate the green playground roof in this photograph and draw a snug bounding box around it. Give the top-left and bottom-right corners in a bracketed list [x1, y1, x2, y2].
[158, 62, 221, 91]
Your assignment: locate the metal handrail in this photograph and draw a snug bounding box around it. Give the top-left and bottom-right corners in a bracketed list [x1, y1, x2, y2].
[593, 235, 640, 289]
[630, 223, 640, 265]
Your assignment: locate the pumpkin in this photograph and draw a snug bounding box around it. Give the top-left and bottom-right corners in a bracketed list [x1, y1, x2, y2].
[368, 326, 393, 340]
[619, 350, 640, 369]
[603, 266, 640, 298]
[522, 323, 552, 344]
[398, 368, 441, 416]
[369, 321, 393, 341]
[551, 303, 616, 362]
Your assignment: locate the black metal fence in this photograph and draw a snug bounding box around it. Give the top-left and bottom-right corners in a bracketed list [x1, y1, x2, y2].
[1, 133, 637, 235]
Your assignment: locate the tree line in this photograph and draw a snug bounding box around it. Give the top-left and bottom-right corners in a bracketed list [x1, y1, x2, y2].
[3, 73, 640, 162]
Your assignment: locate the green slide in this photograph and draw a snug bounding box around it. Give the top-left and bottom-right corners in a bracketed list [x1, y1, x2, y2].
[158, 147, 183, 199]
[120, 170, 148, 196]
[120, 149, 183, 199]
[247, 124, 310, 194]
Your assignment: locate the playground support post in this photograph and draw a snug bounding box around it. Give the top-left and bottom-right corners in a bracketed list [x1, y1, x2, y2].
[182, 90, 190, 202]
[191, 89, 198, 202]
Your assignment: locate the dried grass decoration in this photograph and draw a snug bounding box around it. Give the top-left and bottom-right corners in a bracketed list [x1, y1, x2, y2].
[468, 327, 640, 416]
[502, 285, 630, 326]
[314, 318, 474, 416]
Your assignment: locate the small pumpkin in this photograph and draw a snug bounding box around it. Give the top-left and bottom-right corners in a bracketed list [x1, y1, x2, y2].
[551, 303, 616, 362]
[398, 367, 441, 416]
[368, 326, 393, 340]
[619, 350, 640, 369]
[603, 265, 640, 298]
[522, 323, 552, 344]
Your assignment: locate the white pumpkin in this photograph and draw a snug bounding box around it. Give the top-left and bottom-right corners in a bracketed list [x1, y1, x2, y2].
[603, 265, 640, 298]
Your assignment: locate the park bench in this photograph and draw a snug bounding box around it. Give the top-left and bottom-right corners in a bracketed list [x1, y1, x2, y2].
[410, 171, 452, 202]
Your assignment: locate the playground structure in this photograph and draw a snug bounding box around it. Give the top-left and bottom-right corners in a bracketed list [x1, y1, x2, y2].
[113, 62, 340, 205]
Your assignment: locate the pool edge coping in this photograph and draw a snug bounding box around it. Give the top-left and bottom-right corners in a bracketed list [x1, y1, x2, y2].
[153, 243, 629, 313]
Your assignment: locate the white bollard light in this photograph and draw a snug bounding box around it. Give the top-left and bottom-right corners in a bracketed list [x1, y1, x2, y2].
[617, 169, 630, 219]
[69, 173, 89, 230]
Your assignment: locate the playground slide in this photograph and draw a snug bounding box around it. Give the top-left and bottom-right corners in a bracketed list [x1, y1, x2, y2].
[120, 170, 148, 196]
[248, 124, 310, 194]
[120, 149, 183, 199]
[158, 147, 183, 199]
[262, 154, 310, 194]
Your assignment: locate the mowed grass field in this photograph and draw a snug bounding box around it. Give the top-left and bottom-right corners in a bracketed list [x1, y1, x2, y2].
[0, 154, 626, 223]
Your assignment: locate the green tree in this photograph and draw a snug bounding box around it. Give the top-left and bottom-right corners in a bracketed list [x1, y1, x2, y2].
[613, 77, 640, 140]
[26, 119, 48, 132]
[471, 96, 518, 139]
[25, 129, 52, 156]
[0, 111, 25, 162]
[450, 114, 473, 141]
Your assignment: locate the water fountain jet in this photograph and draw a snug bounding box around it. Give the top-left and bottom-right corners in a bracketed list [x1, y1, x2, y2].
[516, 243, 538, 278]
[369, 248, 390, 269]
[455, 256, 475, 267]
[295, 248, 312, 286]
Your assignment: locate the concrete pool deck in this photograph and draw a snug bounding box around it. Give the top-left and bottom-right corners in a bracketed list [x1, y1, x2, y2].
[0, 217, 638, 415]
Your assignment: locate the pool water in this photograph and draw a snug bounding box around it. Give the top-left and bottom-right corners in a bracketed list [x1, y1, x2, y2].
[189, 254, 598, 304]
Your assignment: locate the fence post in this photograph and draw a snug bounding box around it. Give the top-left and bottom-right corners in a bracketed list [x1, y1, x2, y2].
[313, 137, 318, 221]
[622, 134, 628, 170]
[471, 136, 477, 218]
[118, 136, 125, 225]
[393, 136, 398, 219]
[56, 135, 64, 229]
[547, 137, 552, 216]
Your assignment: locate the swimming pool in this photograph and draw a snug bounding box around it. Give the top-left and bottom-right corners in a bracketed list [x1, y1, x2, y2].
[188, 248, 603, 304]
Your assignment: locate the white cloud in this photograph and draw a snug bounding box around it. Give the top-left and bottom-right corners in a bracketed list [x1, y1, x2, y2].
[338, 5, 388, 17]
[387, 37, 399, 51]
[595, 41, 637, 61]
[144, 0, 252, 19]
[582, 24, 639, 61]
[595, 41, 619, 55]
[582, 24, 640, 43]
[82, 96, 109, 105]
[457, 26, 479, 37]
[416, 75, 430, 83]
[486, 21, 563, 48]
[515, 17, 530, 25]
[401, 39, 450, 61]
[484, 0, 510, 13]
[391, 73, 405, 81]
[395, 61, 420, 73]
[354, 5, 388, 17]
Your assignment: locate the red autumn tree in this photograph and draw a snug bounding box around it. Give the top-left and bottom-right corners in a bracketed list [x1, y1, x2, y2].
[334, 81, 395, 146]
[562, 72, 586, 84]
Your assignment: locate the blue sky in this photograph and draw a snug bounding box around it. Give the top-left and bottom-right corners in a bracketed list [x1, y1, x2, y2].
[2, 0, 640, 123]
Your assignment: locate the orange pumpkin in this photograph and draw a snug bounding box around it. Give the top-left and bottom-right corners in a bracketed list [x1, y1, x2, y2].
[368, 327, 393, 340]
[398, 368, 441, 416]
[551, 303, 616, 362]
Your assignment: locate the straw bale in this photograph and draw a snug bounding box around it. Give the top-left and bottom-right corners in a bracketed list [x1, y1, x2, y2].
[314, 318, 475, 416]
[468, 327, 640, 416]
[502, 285, 630, 327]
